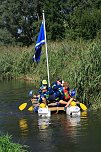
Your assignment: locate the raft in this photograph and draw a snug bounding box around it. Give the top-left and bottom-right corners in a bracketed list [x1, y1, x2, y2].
[38, 103, 81, 117]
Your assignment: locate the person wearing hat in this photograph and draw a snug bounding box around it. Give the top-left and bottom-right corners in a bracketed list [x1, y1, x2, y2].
[38, 79, 48, 94]
[31, 80, 48, 105]
[42, 80, 47, 85]
[37, 82, 61, 105]
[42, 80, 48, 88]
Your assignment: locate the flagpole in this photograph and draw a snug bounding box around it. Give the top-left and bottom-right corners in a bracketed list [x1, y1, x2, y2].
[42, 10, 50, 87]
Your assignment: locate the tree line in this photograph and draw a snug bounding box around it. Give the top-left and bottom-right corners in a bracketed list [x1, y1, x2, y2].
[0, 0, 101, 46]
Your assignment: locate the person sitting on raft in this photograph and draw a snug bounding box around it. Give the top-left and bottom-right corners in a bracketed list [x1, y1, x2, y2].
[33, 78, 64, 105]
[37, 85, 60, 106]
[31, 79, 48, 104]
[51, 78, 64, 96]
[51, 78, 63, 92]
[38, 85, 49, 106]
[38, 79, 71, 106]
[48, 81, 76, 108]
[42, 79, 48, 89]
[60, 82, 78, 109]
[30, 78, 75, 108]
[33, 85, 49, 112]
[46, 78, 64, 103]
[39, 79, 48, 91]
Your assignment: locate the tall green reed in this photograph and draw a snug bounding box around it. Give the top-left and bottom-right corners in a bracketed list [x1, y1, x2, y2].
[0, 39, 101, 108]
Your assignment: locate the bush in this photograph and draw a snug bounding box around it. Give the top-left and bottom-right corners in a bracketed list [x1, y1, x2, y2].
[0, 134, 28, 152]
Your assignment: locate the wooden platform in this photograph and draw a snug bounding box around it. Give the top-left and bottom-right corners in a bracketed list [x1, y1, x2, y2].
[48, 103, 64, 112]
[32, 101, 65, 112]
[48, 106, 64, 111]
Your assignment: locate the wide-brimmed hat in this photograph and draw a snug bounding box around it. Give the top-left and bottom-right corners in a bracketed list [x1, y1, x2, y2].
[42, 80, 47, 85]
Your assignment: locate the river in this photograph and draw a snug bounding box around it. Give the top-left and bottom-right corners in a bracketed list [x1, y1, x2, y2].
[0, 80, 101, 152]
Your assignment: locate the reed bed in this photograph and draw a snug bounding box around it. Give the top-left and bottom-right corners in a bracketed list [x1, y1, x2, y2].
[0, 39, 101, 108]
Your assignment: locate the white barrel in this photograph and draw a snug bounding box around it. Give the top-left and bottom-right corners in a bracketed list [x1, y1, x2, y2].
[38, 107, 51, 117]
[66, 106, 80, 116]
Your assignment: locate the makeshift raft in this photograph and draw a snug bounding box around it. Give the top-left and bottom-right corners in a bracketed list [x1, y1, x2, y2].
[38, 103, 81, 117]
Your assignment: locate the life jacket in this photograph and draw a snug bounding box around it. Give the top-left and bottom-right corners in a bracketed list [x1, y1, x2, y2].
[63, 89, 71, 100]
[38, 91, 49, 103]
[51, 82, 62, 91]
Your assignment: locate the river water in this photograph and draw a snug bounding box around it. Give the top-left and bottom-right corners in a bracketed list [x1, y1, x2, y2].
[0, 80, 101, 152]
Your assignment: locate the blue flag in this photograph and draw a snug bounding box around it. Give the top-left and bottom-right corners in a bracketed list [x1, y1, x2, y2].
[33, 22, 45, 63]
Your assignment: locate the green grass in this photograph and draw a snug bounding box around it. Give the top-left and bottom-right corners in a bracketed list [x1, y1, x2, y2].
[0, 38, 101, 109]
[0, 134, 28, 152]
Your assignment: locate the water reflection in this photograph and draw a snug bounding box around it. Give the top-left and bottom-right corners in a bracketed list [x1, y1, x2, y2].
[60, 112, 88, 143]
[19, 118, 29, 136]
[81, 111, 88, 118]
[66, 116, 81, 127]
[38, 117, 51, 130]
[37, 117, 54, 152]
[1, 80, 101, 152]
[65, 115, 81, 143]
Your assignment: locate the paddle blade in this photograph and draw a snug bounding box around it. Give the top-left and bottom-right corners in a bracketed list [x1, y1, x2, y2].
[28, 106, 34, 111]
[19, 103, 27, 111]
[80, 103, 87, 111]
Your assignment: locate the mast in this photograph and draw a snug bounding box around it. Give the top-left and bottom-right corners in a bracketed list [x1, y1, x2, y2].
[42, 10, 50, 87]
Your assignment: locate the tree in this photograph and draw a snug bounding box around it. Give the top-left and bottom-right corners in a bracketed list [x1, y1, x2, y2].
[43, 0, 66, 40]
[65, 0, 101, 39]
[0, 0, 67, 44]
[0, 0, 101, 45]
[0, 0, 40, 46]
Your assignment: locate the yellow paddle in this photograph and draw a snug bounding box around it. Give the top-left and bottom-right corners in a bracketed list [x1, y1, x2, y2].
[19, 99, 32, 111]
[71, 101, 87, 111]
[19, 103, 27, 111]
[18, 90, 34, 111]
[28, 106, 34, 111]
[79, 103, 87, 111]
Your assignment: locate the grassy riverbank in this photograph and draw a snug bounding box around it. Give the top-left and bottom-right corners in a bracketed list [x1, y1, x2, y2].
[0, 134, 28, 152]
[0, 38, 101, 109]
